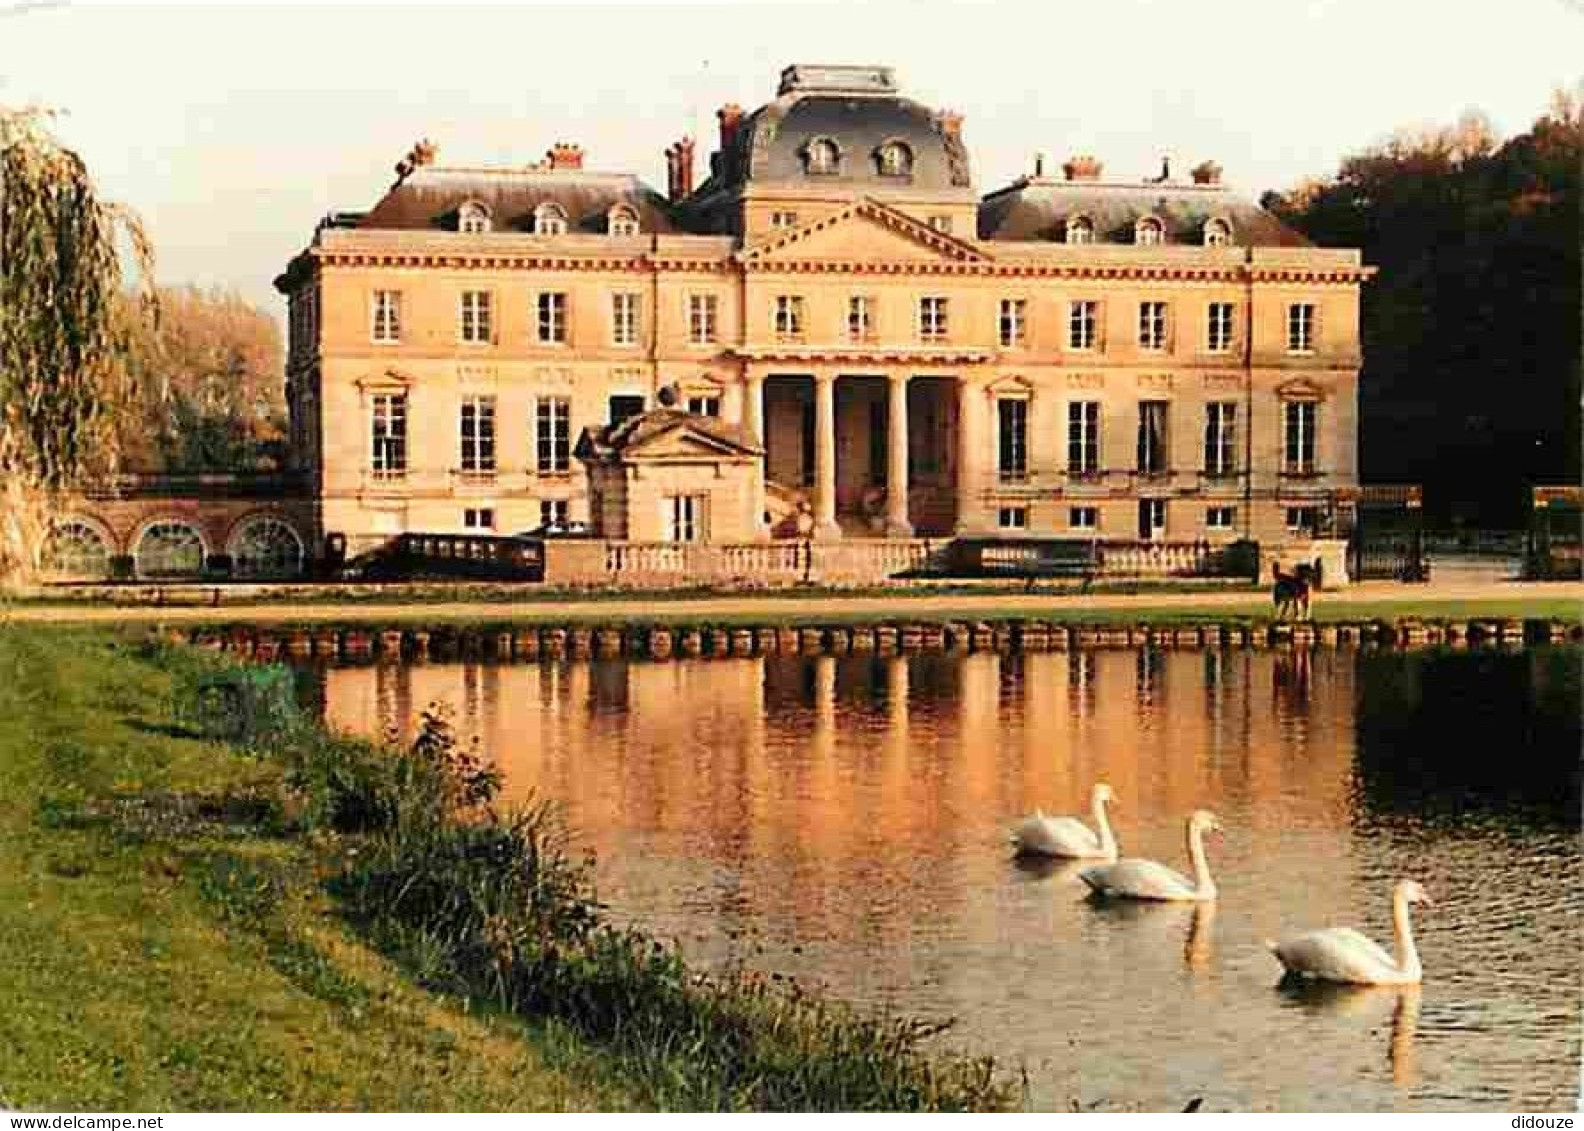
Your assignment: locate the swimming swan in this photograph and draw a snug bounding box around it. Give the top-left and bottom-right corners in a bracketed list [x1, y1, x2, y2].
[1011, 783, 1118, 860]
[1266, 879, 1432, 986]
[1079, 810, 1221, 902]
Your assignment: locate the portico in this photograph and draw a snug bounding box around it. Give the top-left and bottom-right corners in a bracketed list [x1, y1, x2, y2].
[741, 361, 979, 540]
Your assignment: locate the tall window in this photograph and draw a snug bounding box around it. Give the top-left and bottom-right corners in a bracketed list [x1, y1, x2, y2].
[847, 295, 874, 341]
[460, 290, 492, 344]
[536, 396, 571, 474]
[1206, 506, 1236, 531]
[687, 394, 720, 417]
[371, 393, 407, 479]
[1066, 215, 1095, 244]
[1135, 216, 1165, 245]
[998, 506, 1028, 531]
[1283, 400, 1317, 474]
[608, 394, 645, 425]
[1068, 401, 1100, 475]
[1136, 401, 1169, 474]
[371, 290, 401, 343]
[1287, 303, 1316, 353]
[459, 396, 496, 474]
[1204, 402, 1237, 476]
[458, 202, 490, 234]
[1138, 301, 1167, 351]
[918, 296, 948, 342]
[1068, 300, 1098, 350]
[1204, 218, 1232, 247]
[773, 295, 805, 340]
[539, 499, 570, 530]
[929, 214, 953, 234]
[667, 494, 705, 542]
[771, 210, 799, 230]
[1069, 506, 1098, 530]
[1207, 302, 1235, 353]
[611, 292, 640, 346]
[537, 292, 568, 344]
[997, 398, 1028, 482]
[999, 299, 1027, 348]
[688, 294, 718, 344]
[1139, 499, 1167, 540]
[463, 507, 495, 531]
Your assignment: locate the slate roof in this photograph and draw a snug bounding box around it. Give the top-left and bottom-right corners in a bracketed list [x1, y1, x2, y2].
[356, 166, 679, 234]
[977, 178, 1309, 247]
[575, 409, 764, 462]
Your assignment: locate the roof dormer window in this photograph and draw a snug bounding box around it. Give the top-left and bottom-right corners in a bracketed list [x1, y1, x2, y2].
[458, 201, 491, 234]
[1203, 217, 1233, 247]
[1135, 216, 1166, 246]
[534, 202, 569, 236]
[803, 137, 840, 176]
[608, 204, 639, 237]
[875, 140, 914, 178]
[1066, 214, 1095, 245]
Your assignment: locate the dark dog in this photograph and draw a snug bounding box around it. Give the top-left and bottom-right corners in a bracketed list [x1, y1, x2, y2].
[1272, 561, 1314, 621]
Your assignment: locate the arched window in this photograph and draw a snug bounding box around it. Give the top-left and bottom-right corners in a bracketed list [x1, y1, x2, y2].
[607, 204, 639, 237]
[875, 140, 913, 178]
[804, 137, 840, 175]
[134, 520, 206, 579]
[1203, 217, 1233, 247]
[1066, 214, 1095, 245]
[458, 201, 491, 234]
[43, 518, 111, 579]
[534, 202, 568, 235]
[1135, 216, 1166, 246]
[228, 515, 305, 579]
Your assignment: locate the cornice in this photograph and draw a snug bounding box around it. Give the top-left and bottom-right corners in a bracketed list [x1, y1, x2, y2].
[730, 344, 993, 364]
[308, 245, 1372, 285]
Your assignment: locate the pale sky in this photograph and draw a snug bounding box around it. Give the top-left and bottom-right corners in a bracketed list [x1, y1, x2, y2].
[6, 0, 1581, 320]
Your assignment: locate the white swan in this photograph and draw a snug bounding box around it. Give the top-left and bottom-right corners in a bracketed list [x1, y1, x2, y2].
[1266, 879, 1432, 986]
[1079, 809, 1221, 902]
[1011, 783, 1118, 860]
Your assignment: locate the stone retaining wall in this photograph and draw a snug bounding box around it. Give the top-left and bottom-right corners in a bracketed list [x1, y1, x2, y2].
[162, 616, 1580, 664]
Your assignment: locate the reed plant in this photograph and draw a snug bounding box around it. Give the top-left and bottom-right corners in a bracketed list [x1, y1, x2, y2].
[249, 672, 1013, 1111]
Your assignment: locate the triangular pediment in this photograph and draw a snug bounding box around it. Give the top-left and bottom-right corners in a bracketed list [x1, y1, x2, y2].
[626, 425, 757, 460]
[742, 198, 992, 265]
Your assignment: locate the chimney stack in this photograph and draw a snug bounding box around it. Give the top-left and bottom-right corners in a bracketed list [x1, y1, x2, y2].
[1033, 152, 1046, 178]
[546, 142, 584, 170]
[1191, 160, 1223, 186]
[665, 136, 696, 201]
[716, 103, 744, 153]
[1062, 154, 1102, 181]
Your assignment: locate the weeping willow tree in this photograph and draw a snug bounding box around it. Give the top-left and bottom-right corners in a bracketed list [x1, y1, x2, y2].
[0, 107, 154, 585]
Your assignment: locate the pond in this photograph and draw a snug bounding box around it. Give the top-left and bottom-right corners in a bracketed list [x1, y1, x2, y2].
[302, 646, 1582, 1111]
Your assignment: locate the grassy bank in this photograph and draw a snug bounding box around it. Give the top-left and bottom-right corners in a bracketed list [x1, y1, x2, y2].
[0, 626, 1013, 1111]
[9, 590, 1583, 634]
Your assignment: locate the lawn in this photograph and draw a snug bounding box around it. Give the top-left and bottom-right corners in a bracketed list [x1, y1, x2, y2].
[0, 626, 634, 1111]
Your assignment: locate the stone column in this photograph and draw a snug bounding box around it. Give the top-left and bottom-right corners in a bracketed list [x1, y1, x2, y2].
[744, 372, 767, 538]
[885, 373, 913, 537]
[955, 376, 984, 534]
[743, 372, 765, 443]
[813, 373, 840, 540]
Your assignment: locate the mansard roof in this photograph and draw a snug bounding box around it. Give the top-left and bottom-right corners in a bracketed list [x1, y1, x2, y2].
[977, 177, 1309, 247]
[356, 166, 678, 234]
[690, 64, 971, 205]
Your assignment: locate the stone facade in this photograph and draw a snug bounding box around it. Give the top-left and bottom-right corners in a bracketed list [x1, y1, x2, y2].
[276, 63, 1372, 559]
